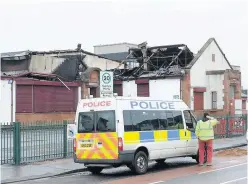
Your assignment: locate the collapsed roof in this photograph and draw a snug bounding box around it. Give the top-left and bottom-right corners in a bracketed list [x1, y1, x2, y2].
[110, 42, 194, 80]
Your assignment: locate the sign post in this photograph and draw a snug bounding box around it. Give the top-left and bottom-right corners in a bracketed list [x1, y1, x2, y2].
[100, 71, 113, 98]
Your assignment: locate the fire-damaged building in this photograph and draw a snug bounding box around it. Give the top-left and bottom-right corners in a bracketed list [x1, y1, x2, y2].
[107, 38, 244, 117]
[0, 45, 124, 123]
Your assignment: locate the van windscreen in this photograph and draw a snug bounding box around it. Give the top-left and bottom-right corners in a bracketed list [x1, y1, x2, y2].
[78, 110, 116, 133]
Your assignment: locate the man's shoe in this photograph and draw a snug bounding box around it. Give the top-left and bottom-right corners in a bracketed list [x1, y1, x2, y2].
[206, 163, 212, 166]
[199, 163, 204, 166]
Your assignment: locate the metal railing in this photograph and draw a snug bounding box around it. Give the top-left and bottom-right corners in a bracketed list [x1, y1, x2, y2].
[213, 115, 247, 138]
[1, 120, 73, 165]
[1, 115, 247, 165]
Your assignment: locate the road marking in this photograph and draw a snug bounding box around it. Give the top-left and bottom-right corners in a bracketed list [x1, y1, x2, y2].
[198, 163, 247, 174]
[148, 181, 164, 184]
[220, 177, 247, 184]
[219, 160, 238, 164]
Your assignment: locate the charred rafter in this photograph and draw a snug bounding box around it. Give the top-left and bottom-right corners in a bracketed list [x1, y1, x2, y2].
[110, 42, 194, 80]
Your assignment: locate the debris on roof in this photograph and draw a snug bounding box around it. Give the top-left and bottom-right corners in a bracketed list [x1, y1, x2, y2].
[1, 50, 31, 61]
[111, 42, 194, 80]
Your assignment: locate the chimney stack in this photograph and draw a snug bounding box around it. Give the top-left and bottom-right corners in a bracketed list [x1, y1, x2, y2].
[77, 43, 82, 51]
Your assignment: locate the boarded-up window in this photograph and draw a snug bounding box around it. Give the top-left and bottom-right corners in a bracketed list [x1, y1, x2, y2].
[137, 84, 149, 97]
[113, 84, 123, 96]
[33, 86, 78, 113]
[211, 91, 217, 109]
[194, 92, 204, 110]
[16, 85, 33, 113]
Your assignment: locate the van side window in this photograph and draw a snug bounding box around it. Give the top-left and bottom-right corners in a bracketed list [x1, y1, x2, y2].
[163, 111, 184, 130]
[183, 110, 195, 129]
[173, 111, 184, 129]
[131, 111, 156, 131]
[123, 111, 133, 132]
[123, 110, 184, 131]
[157, 111, 168, 130]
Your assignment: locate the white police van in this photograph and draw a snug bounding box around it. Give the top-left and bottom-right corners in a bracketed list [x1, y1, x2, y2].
[73, 97, 199, 175]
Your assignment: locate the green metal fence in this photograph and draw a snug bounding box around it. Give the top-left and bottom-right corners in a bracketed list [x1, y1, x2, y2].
[1, 120, 73, 165]
[1, 115, 247, 165]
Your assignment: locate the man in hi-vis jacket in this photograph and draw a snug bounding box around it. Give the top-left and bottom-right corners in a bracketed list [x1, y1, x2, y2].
[195, 113, 219, 166]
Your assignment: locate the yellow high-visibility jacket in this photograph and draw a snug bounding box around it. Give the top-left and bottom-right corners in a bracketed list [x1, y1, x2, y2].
[195, 118, 218, 141]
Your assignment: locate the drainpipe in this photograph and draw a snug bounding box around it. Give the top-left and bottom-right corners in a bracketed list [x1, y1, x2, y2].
[10, 77, 13, 123]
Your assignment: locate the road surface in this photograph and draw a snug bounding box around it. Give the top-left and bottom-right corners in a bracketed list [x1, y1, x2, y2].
[14, 147, 248, 184]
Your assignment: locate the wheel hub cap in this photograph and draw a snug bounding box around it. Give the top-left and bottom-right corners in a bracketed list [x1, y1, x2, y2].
[137, 156, 145, 169]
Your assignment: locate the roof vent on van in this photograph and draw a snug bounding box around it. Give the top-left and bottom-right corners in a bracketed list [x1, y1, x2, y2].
[113, 93, 118, 97]
[89, 95, 94, 99]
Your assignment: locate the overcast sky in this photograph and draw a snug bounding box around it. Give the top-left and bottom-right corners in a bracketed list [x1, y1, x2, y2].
[0, 0, 247, 88]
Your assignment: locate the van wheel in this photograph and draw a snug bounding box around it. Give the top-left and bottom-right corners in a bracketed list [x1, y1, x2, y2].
[87, 166, 103, 174]
[131, 151, 148, 175]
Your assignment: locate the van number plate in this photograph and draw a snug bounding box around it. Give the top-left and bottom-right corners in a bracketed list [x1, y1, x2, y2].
[79, 140, 94, 149]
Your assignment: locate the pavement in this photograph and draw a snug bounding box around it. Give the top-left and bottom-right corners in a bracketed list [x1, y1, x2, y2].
[1, 136, 247, 184]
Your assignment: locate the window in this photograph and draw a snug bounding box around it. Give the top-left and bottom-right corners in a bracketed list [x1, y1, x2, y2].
[211, 91, 217, 109]
[90, 87, 97, 98]
[157, 111, 168, 130]
[78, 112, 94, 133]
[123, 111, 133, 131]
[131, 111, 157, 131]
[165, 111, 175, 129]
[242, 100, 246, 110]
[123, 110, 184, 131]
[173, 111, 184, 129]
[113, 84, 123, 96]
[78, 111, 116, 133]
[212, 54, 215, 62]
[137, 84, 149, 97]
[96, 111, 116, 132]
[183, 110, 197, 129]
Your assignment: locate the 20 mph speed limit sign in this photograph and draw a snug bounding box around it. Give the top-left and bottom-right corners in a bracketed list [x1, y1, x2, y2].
[100, 71, 113, 97]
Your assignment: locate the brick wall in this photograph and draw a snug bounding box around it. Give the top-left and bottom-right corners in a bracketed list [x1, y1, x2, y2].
[80, 70, 101, 99]
[16, 112, 75, 123]
[181, 70, 191, 107]
[194, 69, 242, 118]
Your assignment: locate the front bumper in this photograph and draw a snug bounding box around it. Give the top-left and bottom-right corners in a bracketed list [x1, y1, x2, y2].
[73, 150, 135, 165]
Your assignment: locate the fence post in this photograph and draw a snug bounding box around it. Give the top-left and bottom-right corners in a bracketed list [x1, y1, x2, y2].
[244, 115, 248, 134]
[63, 120, 68, 158]
[225, 115, 229, 138]
[13, 122, 21, 165]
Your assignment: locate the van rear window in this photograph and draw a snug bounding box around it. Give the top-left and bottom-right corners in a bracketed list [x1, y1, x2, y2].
[78, 111, 116, 133]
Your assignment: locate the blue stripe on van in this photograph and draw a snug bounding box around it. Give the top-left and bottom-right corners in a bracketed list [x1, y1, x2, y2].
[191, 132, 197, 139]
[167, 130, 180, 140]
[140, 131, 154, 143]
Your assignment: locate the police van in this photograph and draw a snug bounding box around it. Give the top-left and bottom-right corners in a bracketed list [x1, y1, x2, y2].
[73, 96, 199, 175]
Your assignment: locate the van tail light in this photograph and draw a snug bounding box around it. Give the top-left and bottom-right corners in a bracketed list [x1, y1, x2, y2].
[118, 137, 123, 152]
[73, 138, 77, 152]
